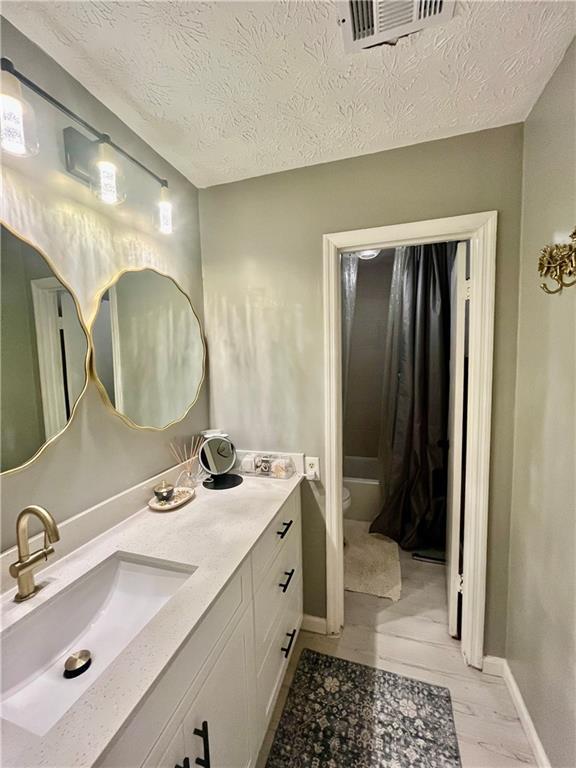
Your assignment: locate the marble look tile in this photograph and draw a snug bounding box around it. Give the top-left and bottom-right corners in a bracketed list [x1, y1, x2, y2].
[257, 555, 536, 768]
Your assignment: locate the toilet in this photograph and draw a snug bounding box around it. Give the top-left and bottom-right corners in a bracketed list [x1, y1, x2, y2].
[342, 486, 351, 547]
[342, 486, 351, 515]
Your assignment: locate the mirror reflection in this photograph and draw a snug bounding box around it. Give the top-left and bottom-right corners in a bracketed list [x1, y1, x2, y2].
[199, 436, 243, 490]
[199, 437, 236, 476]
[92, 269, 204, 429]
[1, 225, 89, 473]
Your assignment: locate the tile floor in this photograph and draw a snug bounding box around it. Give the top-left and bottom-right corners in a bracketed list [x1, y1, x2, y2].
[257, 551, 536, 767]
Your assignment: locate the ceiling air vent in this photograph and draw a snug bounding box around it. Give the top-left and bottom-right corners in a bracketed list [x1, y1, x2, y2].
[339, 0, 455, 52]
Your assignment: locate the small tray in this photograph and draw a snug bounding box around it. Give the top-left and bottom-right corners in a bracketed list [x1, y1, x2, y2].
[148, 487, 195, 512]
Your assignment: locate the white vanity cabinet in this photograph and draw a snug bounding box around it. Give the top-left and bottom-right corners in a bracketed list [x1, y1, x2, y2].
[98, 485, 302, 768]
[148, 727, 186, 768]
[143, 608, 256, 768]
[253, 491, 302, 734]
[182, 608, 256, 768]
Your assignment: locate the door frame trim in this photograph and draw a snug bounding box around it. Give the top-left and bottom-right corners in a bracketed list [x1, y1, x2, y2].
[31, 276, 68, 439]
[322, 211, 497, 668]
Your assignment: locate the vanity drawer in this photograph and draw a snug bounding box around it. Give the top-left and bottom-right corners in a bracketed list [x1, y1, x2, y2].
[252, 489, 301, 583]
[257, 580, 302, 732]
[254, 517, 302, 669]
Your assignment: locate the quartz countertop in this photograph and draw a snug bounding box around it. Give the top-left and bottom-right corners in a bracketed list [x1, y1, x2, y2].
[1, 473, 302, 768]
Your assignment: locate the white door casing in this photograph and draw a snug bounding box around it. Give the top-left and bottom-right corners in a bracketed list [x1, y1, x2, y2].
[446, 241, 468, 637]
[31, 277, 68, 439]
[323, 212, 497, 668]
[108, 286, 124, 412]
[60, 292, 88, 409]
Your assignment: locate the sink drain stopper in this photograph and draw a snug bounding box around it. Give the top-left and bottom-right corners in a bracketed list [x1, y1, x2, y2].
[64, 650, 92, 679]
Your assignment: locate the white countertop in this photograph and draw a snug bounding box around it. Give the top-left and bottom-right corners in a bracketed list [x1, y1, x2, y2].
[1, 474, 302, 768]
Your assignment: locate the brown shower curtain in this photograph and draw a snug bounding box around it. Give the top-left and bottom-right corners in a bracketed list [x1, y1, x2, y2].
[369, 242, 456, 550]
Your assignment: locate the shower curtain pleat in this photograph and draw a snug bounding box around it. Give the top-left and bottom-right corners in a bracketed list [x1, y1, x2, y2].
[341, 253, 359, 417]
[370, 242, 456, 550]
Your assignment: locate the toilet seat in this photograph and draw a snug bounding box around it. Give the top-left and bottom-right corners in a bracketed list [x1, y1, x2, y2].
[342, 486, 351, 512]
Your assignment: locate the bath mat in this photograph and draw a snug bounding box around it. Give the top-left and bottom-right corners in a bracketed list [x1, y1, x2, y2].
[344, 519, 401, 601]
[266, 649, 461, 768]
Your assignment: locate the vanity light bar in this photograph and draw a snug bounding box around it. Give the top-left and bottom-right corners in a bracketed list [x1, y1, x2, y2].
[0, 58, 173, 232]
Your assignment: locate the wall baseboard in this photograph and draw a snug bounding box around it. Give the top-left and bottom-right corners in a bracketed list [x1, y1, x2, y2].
[482, 655, 506, 677]
[483, 656, 551, 768]
[301, 614, 327, 634]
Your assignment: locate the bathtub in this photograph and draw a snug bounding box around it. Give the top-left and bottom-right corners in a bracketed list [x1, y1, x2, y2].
[343, 455, 379, 480]
[343, 455, 381, 522]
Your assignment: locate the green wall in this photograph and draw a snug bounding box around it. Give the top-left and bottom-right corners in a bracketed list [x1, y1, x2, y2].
[507, 40, 575, 767]
[200, 123, 524, 655]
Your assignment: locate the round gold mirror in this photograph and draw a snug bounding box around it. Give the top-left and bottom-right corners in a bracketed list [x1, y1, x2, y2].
[1, 224, 90, 473]
[91, 268, 205, 429]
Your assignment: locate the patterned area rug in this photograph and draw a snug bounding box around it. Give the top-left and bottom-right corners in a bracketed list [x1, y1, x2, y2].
[266, 649, 461, 768]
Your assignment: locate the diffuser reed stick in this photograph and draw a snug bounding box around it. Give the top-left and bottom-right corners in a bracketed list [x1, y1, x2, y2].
[170, 435, 205, 481]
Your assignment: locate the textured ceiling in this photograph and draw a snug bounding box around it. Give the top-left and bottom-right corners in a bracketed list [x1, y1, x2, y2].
[3, 1, 575, 187]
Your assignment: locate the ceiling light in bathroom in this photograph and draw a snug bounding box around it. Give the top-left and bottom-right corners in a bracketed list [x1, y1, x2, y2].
[357, 250, 380, 260]
[0, 66, 38, 157]
[92, 136, 125, 206]
[158, 182, 173, 234]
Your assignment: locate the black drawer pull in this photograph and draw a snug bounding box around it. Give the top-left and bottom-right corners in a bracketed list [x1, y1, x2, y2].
[281, 629, 297, 658]
[193, 720, 211, 768]
[276, 520, 293, 539]
[175, 759, 190, 768]
[279, 568, 296, 593]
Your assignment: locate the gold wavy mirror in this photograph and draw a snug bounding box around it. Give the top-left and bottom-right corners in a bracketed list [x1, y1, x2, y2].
[1, 224, 90, 474]
[91, 268, 205, 429]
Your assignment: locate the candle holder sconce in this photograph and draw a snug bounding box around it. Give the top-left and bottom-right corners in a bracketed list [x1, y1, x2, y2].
[539, 227, 576, 295]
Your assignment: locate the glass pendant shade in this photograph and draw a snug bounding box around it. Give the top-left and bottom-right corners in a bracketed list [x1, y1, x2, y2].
[0, 70, 39, 157]
[157, 184, 173, 234]
[91, 139, 126, 205]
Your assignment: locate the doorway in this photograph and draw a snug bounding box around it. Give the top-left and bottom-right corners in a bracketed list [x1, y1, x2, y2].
[341, 242, 463, 633]
[322, 212, 497, 668]
[31, 277, 87, 440]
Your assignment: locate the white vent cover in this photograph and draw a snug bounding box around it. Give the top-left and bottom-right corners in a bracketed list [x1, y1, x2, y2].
[339, 0, 455, 52]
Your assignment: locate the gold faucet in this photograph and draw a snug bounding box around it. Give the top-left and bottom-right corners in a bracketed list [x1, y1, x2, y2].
[9, 506, 60, 602]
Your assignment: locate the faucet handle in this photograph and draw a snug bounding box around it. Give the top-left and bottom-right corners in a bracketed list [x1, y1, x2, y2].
[9, 546, 54, 577]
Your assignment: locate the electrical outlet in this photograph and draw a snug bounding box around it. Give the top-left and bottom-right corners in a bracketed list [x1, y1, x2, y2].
[304, 456, 320, 481]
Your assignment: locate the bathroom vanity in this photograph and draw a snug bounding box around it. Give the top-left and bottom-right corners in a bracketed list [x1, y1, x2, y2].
[0, 475, 303, 768]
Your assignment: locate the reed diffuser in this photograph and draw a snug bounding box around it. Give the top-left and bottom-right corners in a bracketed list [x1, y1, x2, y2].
[170, 435, 204, 489]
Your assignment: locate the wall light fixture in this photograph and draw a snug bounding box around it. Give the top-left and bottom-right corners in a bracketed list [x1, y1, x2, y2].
[0, 62, 38, 157]
[93, 135, 125, 206]
[158, 182, 173, 235]
[1, 57, 173, 233]
[539, 228, 576, 295]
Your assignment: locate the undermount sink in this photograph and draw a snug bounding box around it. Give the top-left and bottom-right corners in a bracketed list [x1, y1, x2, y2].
[1, 551, 196, 736]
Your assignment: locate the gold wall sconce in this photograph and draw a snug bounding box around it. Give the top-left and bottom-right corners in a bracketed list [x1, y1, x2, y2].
[539, 227, 576, 294]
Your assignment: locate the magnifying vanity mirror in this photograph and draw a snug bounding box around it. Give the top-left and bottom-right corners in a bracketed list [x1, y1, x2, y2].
[91, 268, 204, 429]
[199, 436, 243, 490]
[1, 225, 90, 473]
